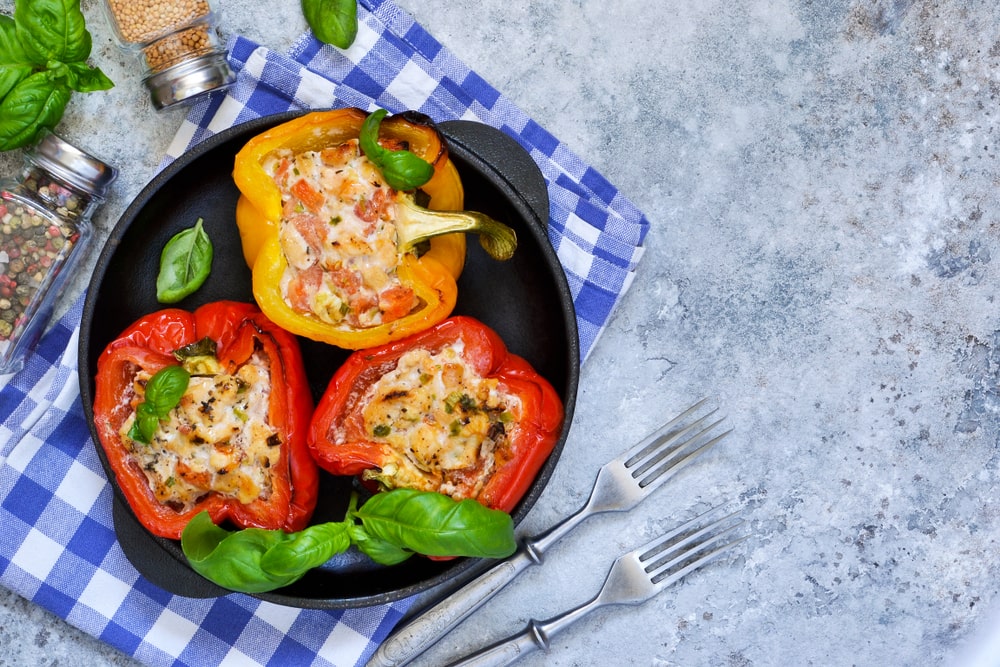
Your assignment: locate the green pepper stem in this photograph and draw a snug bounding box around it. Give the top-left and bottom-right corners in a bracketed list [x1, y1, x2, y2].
[395, 196, 518, 261]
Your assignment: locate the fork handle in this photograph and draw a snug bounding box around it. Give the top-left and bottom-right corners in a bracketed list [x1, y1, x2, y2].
[443, 622, 543, 667]
[367, 505, 593, 667]
[448, 591, 600, 667]
[366, 549, 536, 667]
[445, 599, 599, 667]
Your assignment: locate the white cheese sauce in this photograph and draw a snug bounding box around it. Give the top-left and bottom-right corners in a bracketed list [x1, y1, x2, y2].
[263, 139, 418, 329]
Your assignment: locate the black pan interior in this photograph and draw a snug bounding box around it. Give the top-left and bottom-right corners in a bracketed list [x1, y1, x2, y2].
[79, 113, 578, 608]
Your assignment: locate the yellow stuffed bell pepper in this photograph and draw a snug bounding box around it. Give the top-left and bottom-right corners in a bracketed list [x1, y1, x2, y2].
[232, 107, 516, 350]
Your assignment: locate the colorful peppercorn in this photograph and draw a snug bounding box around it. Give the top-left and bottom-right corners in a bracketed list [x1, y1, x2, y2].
[0, 132, 116, 375]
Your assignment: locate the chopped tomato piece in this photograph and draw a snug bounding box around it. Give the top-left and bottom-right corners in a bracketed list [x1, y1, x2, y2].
[289, 212, 325, 255]
[287, 265, 324, 312]
[291, 178, 326, 213]
[379, 285, 417, 322]
[355, 189, 389, 223]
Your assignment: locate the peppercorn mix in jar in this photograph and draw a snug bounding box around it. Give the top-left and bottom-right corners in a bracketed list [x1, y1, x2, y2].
[0, 132, 117, 375]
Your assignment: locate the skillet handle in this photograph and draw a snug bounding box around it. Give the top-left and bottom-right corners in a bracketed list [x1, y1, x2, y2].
[438, 120, 550, 227]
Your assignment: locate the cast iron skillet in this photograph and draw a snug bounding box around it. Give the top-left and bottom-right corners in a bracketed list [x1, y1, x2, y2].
[78, 112, 579, 609]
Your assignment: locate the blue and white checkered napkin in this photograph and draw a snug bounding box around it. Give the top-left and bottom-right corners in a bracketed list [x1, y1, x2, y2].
[0, 1, 648, 665]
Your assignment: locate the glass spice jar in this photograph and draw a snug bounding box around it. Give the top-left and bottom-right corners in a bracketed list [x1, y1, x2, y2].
[0, 132, 117, 375]
[101, 0, 235, 110]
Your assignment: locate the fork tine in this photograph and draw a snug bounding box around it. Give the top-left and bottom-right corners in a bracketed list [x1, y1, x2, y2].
[651, 533, 749, 588]
[628, 413, 726, 478]
[621, 400, 728, 486]
[628, 504, 729, 554]
[625, 408, 719, 472]
[620, 398, 711, 464]
[642, 516, 745, 578]
[636, 427, 731, 491]
[625, 507, 745, 588]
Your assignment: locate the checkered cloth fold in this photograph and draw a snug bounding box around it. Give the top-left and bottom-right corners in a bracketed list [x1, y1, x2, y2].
[0, 1, 648, 665]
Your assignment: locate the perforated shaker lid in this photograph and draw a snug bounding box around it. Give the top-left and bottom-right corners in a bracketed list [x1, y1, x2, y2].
[144, 51, 235, 110]
[29, 131, 118, 198]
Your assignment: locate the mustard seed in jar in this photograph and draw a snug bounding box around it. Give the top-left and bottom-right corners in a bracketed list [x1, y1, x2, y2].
[101, 0, 234, 109]
[106, 0, 210, 43]
[142, 24, 213, 72]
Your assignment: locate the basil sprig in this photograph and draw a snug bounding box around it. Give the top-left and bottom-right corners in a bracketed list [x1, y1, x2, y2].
[156, 218, 214, 304]
[0, 0, 112, 151]
[127, 365, 190, 444]
[301, 0, 358, 50]
[360, 108, 436, 191]
[181, 489, 517, 593]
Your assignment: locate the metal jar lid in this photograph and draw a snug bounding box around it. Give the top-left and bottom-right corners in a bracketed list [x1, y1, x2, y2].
[144, 51, 235, 110]
[30, 131, 118, 198]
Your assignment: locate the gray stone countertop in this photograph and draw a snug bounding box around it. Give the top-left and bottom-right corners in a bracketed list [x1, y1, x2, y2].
[4, 1, 1000, 666]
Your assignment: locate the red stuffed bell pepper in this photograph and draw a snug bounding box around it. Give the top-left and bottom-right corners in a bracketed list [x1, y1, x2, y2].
[93, 301, 319, 540]
[308, 316, 563, 513]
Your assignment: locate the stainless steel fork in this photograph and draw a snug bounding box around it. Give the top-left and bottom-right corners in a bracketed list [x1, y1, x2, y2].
[446, 507, 747, 667]
[366, 399, 730, 667]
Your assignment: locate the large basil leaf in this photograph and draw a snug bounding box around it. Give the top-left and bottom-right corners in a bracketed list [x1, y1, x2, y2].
[259, 523, 352, 577]
[359, 108, 435, 191]
[65, 61, 113, 93]
[156, 218, 214, 304]
[0, 70, 70, 151]
[182, 513, 308, 593]
[179, 489, 516, 594]
[301, 0, 358, 50]
[183, 513, 352, 593]
[14, 0, 92, 64]
[353, 489, 516, 559]
[348, 523, 413, 566]
[0, 16, 35, 100]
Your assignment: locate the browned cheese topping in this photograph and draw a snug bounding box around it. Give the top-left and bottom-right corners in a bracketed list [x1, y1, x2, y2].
[119, 355, 280, 512]
[357, 341, 520, 500]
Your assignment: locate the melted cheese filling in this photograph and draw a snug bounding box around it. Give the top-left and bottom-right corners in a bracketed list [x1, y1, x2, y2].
[358, 341, 520, 500]
[120, 357, 280, 512]
[264, 139, 418, 329]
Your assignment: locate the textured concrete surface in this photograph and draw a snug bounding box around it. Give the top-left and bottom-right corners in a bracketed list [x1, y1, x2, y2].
[4, 1, 1000, 666]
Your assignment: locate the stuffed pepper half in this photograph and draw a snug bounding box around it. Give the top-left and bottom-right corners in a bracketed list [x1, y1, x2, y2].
[308, 316, 563, 513]
[233, 107, 517, 350]
[92, 301, 319, 540]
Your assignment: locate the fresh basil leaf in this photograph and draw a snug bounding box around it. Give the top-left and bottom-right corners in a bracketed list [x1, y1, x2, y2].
[15, 0, 92, 64]
[182, 513, 355, 593]
[0, 16, 35, 100]
[179, 490, 515, 594]
[127, 365, 189, 444]
[353, 489, 516, 559]
[377, 149, 436, 191]
[0, 70, 70, 151]
[182, 512, 306, 593]
[65, 61, 113, 93]
[127, 402, 159, 445]
[359, 109, 435, 191]
[301, 0, 358, 49]
[259, 522, 351, 577]
[143, 365, 190, 416]
[348, 523, 413, 566]
[156, 218, 213, 304]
